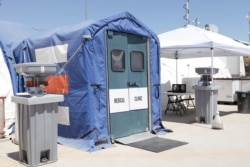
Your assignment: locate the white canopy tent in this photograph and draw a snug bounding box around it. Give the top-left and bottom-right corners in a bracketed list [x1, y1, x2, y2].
[158, 25, 250, 83]
[0, 48, 15, 134]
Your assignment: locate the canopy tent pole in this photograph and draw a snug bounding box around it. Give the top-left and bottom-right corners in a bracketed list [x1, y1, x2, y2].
[175, 51, 178, 84]
[211, 48, 214, 124]
[176, 59, 178, 83]
[211, 48, 214, 85]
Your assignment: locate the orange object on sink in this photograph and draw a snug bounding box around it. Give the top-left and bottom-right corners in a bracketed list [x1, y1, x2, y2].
[44, 75, 69, 94]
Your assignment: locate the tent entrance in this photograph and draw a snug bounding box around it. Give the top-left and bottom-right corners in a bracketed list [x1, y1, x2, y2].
[107, 30, 149, 139]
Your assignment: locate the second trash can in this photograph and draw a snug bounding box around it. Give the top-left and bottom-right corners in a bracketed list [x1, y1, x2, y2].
[193, 85, 219, 124]
[236, 91, 250, 113]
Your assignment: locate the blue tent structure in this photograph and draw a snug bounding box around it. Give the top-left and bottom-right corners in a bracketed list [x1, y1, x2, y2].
[13, 11, 169, 151]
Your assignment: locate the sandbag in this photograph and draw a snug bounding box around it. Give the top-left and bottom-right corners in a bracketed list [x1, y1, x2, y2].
[212, 111, 224, 129]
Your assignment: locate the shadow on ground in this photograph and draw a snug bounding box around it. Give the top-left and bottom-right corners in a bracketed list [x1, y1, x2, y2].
[7, 151, 19, 162]
[219, 111, 238, 116]
[162, 106, 239, 124]
[162, 108, 196, 124]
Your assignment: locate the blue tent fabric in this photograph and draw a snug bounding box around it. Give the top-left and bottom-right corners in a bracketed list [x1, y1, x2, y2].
[13, 11, 169, 151]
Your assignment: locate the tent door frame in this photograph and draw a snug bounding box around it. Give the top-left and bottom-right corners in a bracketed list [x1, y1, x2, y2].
[106, 30, 151, 140]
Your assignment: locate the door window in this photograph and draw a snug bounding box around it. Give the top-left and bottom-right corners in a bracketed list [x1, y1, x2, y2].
[130, 51, 144, 72]
[111, 50, 125, 72]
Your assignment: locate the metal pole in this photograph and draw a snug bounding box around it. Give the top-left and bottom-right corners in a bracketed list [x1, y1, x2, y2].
[211, 48, 214, 85]
[175, 51, 178, 84]
[249, 11, 250, 42]
[176, 58, 178, 83]
[246, 11, 250, 42]
[85, 0, 88, 21]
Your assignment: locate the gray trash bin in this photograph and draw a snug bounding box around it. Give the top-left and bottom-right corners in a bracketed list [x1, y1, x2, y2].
[192, 85, 219, 124]
[12, 94, 63, 166]
[236, 91, 250, 113]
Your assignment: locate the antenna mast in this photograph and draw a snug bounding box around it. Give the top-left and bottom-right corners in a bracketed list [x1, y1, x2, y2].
[183, 0, 190, 26]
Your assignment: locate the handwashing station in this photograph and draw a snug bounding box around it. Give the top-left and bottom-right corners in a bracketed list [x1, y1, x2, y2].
[192, 67, 220, 124]
[11, 63, 64, 166]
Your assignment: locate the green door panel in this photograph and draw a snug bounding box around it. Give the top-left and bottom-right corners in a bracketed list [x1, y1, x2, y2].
[107, 30, 149, 139]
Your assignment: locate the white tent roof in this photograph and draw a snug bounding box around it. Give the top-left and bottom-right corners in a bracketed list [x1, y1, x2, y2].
[158, 25, 250, 59]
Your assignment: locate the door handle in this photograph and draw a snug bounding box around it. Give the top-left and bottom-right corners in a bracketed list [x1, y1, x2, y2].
[127, 82, 140, 87]
[127, 82, 132, 87]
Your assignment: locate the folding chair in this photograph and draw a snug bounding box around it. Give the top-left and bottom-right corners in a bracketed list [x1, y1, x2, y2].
[165, 91, 186, 116]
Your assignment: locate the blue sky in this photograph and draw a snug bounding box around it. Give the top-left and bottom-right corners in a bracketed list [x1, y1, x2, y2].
[0, 0, 250, 41]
